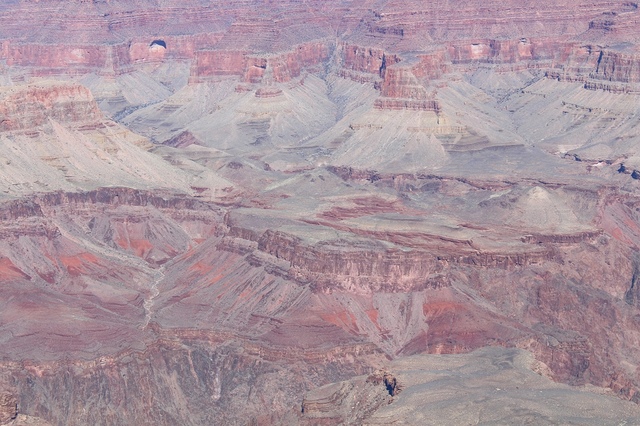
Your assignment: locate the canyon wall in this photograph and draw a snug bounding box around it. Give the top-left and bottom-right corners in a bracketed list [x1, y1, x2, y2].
[0, 82, 100, 131]
[2, 1, 640, 424]
[191, 41, 331, 83]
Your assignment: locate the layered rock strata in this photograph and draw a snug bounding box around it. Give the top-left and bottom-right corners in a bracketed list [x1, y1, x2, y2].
[2, 1, 640, 424]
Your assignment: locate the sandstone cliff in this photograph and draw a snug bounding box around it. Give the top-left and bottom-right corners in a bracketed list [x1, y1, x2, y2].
[1, 1, 640, 425]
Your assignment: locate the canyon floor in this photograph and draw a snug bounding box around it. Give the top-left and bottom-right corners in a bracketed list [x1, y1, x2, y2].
[2, 1, 640, 424]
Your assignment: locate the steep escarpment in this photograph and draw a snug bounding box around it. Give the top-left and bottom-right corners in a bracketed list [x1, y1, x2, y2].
[0, 190, 394, 425]
[1, 0, 638, 105]
[0, 82, 100, 131]
[4, 337, 379, 426]
[5, 1, 640, 424]
[593, 49, 640, 84]
[191, 41, 331, 83]
[0, 393, 17, 425]
[255, 229, 445, 293]
[3, 174, 640, 424]
[6, 0, 633, 169]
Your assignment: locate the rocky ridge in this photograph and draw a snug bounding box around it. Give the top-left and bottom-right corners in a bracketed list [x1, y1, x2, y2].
[2, 1, 640, 425]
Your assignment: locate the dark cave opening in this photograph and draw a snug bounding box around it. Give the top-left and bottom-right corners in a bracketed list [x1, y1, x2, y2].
[150, 39, 166, 49]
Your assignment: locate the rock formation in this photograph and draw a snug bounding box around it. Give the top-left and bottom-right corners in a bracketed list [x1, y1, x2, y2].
[301, 348, 640, 425]
[0, 393, 17, 425]
[2, 1, 640, 425]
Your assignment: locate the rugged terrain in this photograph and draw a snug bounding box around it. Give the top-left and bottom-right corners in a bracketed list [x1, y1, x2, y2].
[2, 0, 640, 424]
[301, 347, 640, 425]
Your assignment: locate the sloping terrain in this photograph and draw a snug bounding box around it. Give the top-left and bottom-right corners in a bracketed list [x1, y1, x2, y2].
[301, 347, 640, 425]
[1, 1, 640, 425]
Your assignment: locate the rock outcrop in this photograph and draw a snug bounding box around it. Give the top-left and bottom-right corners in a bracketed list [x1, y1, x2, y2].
[0, 81, 235, 198]
[3, 1, 640, 425]
[191, 41, 331, 83]
[301, 348, 640, 425]
[0, 82, 100, 131]
[0, 394, 17, 425]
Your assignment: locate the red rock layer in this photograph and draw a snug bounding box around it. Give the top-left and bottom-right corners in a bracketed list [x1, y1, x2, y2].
[0, 0, 638, 99]
[2, 181, 640, 423]
[191, 41, 330, 83]
[0, 83, 100, 131]
[594, 50, 640, 83]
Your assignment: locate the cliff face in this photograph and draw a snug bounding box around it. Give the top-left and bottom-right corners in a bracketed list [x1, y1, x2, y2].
[0, 190, 393, 424]
[1, 0, 638, 108]
[2, 180, 640, 424]
[5, 338, 377, 426]
[4, 1, 640, 424]
[191, 41, 330, 83]
[0, 394, 16, 425]
[254, 229, 444, 293]
[2, 43, 109, 73]
[334, 37, 640, 111]
[0, 83, 100, 131]
[2, 82, 634, 424]
[593, 50, 640, 83]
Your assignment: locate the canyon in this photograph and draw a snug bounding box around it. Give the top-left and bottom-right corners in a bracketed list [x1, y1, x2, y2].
[2, 0, 640, 424]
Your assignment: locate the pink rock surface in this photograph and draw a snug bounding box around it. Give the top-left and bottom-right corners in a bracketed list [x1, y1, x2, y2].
[2, 1, 640, 425]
